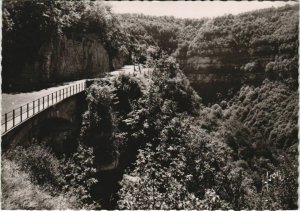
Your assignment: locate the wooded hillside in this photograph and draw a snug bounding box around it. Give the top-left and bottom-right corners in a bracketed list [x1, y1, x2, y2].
[1, 2, 298, 210]
[119, 4, 298, 95]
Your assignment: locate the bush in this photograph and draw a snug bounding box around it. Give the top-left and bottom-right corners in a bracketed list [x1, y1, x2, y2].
[81, 82, 119, 166]
[2, 143, 100, 209]
[117, 118, 201, 209]
[151, 54, 202, 115]
[62, 144, 100, 209]
[4, 143, 65, 193]
[1, 158, 78, 210]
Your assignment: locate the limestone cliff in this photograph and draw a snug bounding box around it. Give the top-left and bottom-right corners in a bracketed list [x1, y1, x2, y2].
[4, 34, 123, 92]
[178, 56, 268, 102]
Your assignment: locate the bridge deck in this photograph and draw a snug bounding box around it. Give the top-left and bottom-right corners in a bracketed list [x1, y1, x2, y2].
[1, 80, 86, 135]
[1, 65, 151, 136]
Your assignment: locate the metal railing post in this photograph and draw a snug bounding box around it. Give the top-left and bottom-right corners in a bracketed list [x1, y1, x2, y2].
[43, 97, 45, 109]
[52, 93, 53, 105]
[12, 110, 15, 127]
[47, 95, 49, 107]
[20, 106, 22, 122]
[27, 103, 29, 118]
[63, 89, 64, 99]
[38, 99, 40, 112]
[5, 113, 7, 132]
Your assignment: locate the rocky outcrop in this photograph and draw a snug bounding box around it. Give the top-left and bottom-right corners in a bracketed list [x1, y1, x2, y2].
[4, 34, 124, 92]
[26, 34, 110, 85]
[178, 56, 268, 103]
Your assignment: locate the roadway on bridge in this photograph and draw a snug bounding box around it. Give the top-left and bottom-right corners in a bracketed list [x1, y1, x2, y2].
[1, 65, 151, 115]
[1, 65, 152, 134]
[2, 80, 86, 115]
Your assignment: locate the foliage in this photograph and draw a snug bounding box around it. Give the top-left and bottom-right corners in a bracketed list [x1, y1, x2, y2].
[225, 79, 298, 150]
[117, 118, 202, 210]
[62, 144, 100, 209]
[81, 81, 119, 167]
[119, 5, 298, 85]
[220, 79, 298, 209]
[116, 74, 297, 209]
[3, 3, 298, 209]
[111, 74, 143, 116]
[4, 143, 65, 193]
[2, 143, 100, 209]
[1, 158, 78, 210]
[151, 54, 202, 115]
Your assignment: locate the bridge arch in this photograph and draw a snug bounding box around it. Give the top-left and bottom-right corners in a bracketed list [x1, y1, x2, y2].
[36, 117, 78, 154]
[2, 93, 86, 151]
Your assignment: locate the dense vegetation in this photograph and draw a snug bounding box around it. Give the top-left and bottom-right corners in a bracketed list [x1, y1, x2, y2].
[2, 143, 100, 209]
[119, 4, 298, 86]
[72, 51, 297, 209]
[114, 59, 298, 209]
[2, 2, 298, 210]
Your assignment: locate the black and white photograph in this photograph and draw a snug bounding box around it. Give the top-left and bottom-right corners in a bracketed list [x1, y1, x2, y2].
[1, 0, 299, 209]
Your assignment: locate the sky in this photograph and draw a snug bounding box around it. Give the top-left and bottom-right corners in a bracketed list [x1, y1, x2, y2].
[108, 1, 298, 19]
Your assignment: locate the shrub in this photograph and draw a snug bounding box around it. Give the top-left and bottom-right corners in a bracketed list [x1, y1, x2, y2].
[4, 143, 64, 193]
[111, 74, 143, 116]
[151, 54, 202, 115]
[62, 144, 100, 209]
[117, 118, 201, 209]
[2, 143, 100, 209]
[1, 158, 78, 209]
[81, 82, 118, 166]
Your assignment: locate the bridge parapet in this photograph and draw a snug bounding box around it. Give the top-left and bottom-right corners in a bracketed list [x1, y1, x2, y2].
[2, 81, 86, 135]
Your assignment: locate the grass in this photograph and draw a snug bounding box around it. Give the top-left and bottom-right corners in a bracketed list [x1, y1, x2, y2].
[1, 158, 78, 209]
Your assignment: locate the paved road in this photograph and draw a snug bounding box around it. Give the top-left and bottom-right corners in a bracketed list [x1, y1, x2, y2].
[109, 65, 152, 76]
[1, 79, 86, 115]
[1, 65, 151, 115]
[1, 65, 153, 134]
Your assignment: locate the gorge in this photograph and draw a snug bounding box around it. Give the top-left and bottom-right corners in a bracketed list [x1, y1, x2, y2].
[1, 1, 298, 210]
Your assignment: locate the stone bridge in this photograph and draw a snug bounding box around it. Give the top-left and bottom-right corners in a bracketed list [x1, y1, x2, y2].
[1, 81, 87, 152]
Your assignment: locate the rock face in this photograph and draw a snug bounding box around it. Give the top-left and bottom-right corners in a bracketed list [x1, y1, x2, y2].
[4, 34, 123, 92]
[26, 34, 110, 85]
[178, 56, 267, 103]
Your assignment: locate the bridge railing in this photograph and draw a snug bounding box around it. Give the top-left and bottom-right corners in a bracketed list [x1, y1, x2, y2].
[1, 81, 86, 135]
